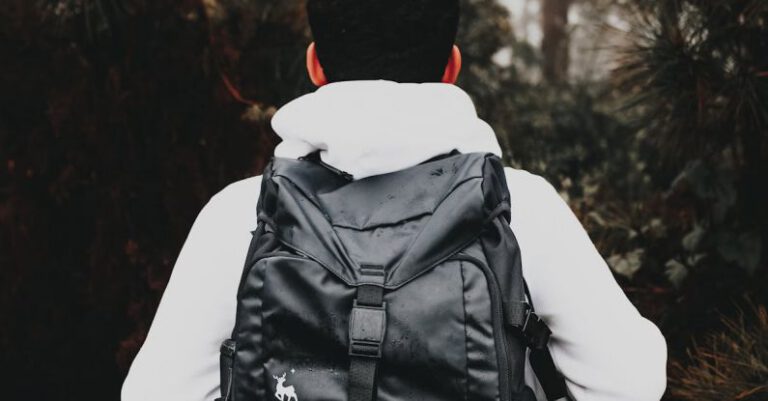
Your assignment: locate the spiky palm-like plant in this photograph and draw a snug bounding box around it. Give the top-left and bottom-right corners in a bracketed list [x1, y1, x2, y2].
[614, 0, 768, 283]
[617, 0, 768, 162]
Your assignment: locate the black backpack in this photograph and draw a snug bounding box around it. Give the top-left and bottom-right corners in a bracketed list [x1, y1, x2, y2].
[218, 152, 569, 401]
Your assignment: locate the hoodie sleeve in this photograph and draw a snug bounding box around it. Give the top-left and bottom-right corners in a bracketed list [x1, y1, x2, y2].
[121, 176, 262, 401]
[505, 168, 667, 401]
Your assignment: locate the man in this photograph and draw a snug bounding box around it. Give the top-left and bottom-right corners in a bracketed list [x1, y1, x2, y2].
[122, 0, 667, 400]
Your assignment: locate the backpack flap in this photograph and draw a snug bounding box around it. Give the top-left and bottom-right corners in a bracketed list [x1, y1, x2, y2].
[265, 152, 497, 288]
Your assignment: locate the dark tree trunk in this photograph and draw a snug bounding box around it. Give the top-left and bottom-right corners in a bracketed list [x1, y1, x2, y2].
[541, 0, 572, 83]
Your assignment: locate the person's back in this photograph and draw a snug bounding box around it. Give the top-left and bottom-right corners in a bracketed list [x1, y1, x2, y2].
[121, 1, 667, 400]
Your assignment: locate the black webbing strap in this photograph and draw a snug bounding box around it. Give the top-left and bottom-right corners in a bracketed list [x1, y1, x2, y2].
[348, 358, 378, 401]
[517, 281, 571, 400]
[505, 302, 570, 401]
[530, 347, 569, 401]
[347, 265, 387, 401]
[523, 310, 569, 400]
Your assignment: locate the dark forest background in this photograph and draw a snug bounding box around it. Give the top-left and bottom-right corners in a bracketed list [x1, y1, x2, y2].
[1, 0, 767, 400]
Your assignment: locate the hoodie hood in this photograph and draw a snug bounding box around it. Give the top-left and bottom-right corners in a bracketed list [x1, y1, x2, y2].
[271, 80, 502, 180]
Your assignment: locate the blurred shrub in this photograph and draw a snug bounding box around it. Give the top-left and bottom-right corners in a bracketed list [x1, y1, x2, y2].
[613, 0, 768, 336]
[0, 0, 305, 398]
[484, 0, 768, 353]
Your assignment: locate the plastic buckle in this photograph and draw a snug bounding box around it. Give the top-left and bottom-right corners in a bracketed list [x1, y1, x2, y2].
[522, 308, 551, 350]
[348, 300, 387, 358]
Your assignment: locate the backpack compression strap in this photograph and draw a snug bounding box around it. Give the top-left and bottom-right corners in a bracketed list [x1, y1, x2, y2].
[519, 308, 570, 401]
[347, 265, 387, 401]
[508, 290, 571, 401]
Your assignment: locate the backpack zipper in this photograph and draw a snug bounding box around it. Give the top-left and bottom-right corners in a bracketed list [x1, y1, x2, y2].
[450, 255, 511, 401]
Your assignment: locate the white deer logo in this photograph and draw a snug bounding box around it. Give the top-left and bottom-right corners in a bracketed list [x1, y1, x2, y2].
[273, 372, 298, 401]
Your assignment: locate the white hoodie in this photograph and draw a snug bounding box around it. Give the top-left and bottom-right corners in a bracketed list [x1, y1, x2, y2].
[122, 80, 667, 401]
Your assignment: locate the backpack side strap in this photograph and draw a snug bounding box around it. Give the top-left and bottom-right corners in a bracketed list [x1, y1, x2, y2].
[519, 308, 570, 400]
[505, 300, 571, 401]
[530, 346, 570, 401]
